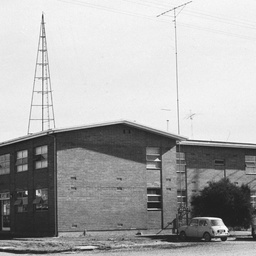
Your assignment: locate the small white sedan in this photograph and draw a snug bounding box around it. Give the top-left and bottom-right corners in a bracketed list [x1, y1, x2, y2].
[178, 217, 229, 242]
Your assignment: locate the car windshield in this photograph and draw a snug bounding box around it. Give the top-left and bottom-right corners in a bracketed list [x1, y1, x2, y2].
[211, 219, 224, 226]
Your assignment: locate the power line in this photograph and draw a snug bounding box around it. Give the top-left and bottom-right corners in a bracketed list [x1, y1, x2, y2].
[58, 0, 256, 42]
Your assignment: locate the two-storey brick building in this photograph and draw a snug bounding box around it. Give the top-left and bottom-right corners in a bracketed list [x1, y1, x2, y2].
[1, 120, 256, 237]
[0, 120, 186, 237]
[178, 140, 256, 211]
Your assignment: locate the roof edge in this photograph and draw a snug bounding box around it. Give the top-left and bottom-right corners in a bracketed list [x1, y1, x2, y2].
[0, 120, 187, 147]
[180, 139, 256, 149]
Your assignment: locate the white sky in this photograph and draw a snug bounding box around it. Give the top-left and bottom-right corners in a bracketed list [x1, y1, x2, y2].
[1, 0, 256, 143]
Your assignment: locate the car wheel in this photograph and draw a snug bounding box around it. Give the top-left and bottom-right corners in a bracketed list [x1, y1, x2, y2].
[179, 231, 187, 241]
[221, 237, 227, 241]
[203, 232, 211, 242]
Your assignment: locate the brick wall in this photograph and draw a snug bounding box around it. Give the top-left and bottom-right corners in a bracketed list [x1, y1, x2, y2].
[180, 145, 256, 206]
[56, 124, 178, 232]
[0, 136, 56, 236]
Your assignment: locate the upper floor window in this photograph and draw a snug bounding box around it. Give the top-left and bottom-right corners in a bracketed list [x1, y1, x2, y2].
[214, 159, 225, 166]
[35, 145, 48, 169]
[0, 154, 10, 175]
[176, 152, 186, 172]
[33, 188, 48, 211]
[245, 155, 256, 174]
[14, 190, 28, 213]
[146, 147, 161, 169]
[16, 150, 28, 172]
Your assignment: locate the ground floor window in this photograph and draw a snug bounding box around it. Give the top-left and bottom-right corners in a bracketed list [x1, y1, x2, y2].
[177, 190, 187, 208]
[14, 190, 28, 213]
[33, 188, 48, 211]
[147, 188, 161, 210]
[251, 191, 256, 210]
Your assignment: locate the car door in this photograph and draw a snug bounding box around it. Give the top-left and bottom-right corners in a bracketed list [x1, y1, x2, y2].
[186, 219, 199, 237]
[198, 219, 208, 238]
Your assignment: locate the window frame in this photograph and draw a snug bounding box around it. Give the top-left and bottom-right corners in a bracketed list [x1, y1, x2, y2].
[0, 154, 10, 175]
[176, 152, 186, 173]
[251, 191, 256, 209]
[177, 189, 187, 207]
[34, 145, 48, 169]
[147, 187, 162, 210]
[245, 155, 256, 175]
[14, 190, 28, 213]
[33, 188, 49, 211]
[16, 150, 28, 172]
[146, 147, 161, 170]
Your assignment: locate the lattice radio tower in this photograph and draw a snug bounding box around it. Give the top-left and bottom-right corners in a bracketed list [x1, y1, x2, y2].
[28, 14, 55, 134]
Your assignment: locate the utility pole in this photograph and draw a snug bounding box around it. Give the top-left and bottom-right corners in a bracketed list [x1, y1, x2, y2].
[157, 1, 192, 135]
[28, 14, 56, 134]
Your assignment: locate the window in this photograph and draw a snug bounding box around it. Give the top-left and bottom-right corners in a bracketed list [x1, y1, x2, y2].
[34, 145, 48, 169]
[214, 159, 225, 170]
[245, 155, 256, 174]
[0, 154, 10, 175]
[16, 150, 28, 172]
[14, 190, 28, 213]
[146, 147, 161, 169]
[176, 152, 186, 172]
[33, 188, 48, 211]
[199, 219, 208, 226]
[177, 190, 187, 207]
[251, 191, 256, 209]
[214, 159, 225, 165]
[147, 188, 161, 210]
[189, 219, 198, 226]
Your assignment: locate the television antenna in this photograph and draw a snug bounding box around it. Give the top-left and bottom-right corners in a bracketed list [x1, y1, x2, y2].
[157, 1, 192, 135]
[185, 110, 197, 139]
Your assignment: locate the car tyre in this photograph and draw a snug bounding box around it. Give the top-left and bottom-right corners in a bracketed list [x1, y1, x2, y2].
[221, 237, 227, 241]
[203, 232, 211, 242]
[179, 231, 187, 241]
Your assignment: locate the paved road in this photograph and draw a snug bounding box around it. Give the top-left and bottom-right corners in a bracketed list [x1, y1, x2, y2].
[48, 238, 256, 256]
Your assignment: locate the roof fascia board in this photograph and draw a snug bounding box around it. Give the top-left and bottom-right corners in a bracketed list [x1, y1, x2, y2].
[180, 140, 256, 149]
[0, 120, 187, 148]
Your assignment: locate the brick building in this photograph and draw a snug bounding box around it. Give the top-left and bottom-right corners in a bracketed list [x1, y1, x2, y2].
[0, 120, 186, 237]
[178, 140, 256, 211]
[1, 120, 256, 237]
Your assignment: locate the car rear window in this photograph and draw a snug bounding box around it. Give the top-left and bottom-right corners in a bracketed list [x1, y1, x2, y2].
[211, 219, 224, 226]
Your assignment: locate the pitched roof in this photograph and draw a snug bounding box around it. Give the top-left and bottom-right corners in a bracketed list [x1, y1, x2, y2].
[0, 120, 187, 147]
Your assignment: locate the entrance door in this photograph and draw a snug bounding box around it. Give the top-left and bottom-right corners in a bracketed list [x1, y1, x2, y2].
[0, 193, 10, 231]
[1, 200, 10, 231]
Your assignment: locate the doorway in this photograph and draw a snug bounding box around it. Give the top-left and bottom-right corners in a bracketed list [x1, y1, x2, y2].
[0, 193, 10, 231]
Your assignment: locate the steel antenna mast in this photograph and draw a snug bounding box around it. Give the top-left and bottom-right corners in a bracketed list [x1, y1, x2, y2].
[157, 1, 192, 135]
[28, 13, 56, 134]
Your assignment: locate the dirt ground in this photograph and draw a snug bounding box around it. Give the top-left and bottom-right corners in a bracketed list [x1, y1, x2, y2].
[0, 230, 251, 254]
[0, 230, 176, 253]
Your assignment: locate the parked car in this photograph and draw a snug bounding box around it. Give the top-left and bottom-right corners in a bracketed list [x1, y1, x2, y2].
[178, 217, 229, 242]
